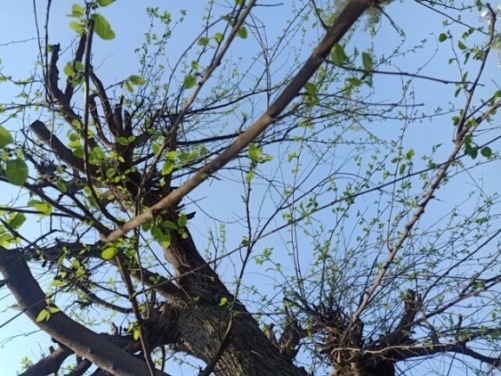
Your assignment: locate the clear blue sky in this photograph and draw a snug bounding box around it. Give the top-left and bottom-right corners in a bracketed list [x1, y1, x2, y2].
[0, 1, 500, 375]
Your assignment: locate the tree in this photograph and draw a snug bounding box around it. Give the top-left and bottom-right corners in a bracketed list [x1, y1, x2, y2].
[1, 0, 501, 375]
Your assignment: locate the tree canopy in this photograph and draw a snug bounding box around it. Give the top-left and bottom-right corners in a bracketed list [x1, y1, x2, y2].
[1, 0, 501, 375]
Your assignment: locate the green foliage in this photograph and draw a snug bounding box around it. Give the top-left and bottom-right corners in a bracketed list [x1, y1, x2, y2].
[28, 200, 53, 216]
[183, 74, 196, 89]
[0, 126, 13, 148]
[331, 43, 347, 66]
[128, 74, 146, 85]
[198, 37, 210, 46]
[237, 26, 248, 39]
[214, 32, 224, 43]
[90, 13, 116, 40]
[6, 159, 28, 186]
[361, 51, 373, 72]
[101, 246, 119, 260]
[96, 0, 115, 6]
[35, 305, 60, 322]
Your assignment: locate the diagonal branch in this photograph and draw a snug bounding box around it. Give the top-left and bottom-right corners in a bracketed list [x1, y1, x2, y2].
[101, 0, 376, 242]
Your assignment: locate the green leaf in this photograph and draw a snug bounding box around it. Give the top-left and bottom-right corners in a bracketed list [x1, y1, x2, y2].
[481, 146, 492, 158]
[438, 33, 447, 42]
[346, 77, 362, 87]
[248, 144, 261, 162]
[163, 221, 178, 230]
[69, 4, 85, 18]
[69, 20, 85, 34]
[162, 160, 174, 175]
[6, 159, 28, 186]
[237, 26, 248, 39]
[178, 213, 187, 228]
[28, 200, 53, 215]
[64, 62, 75, 77]
[101, 247, 119, 260]
[183, 74, 196, 89]
[8, 213, 26, 230]
[47, 306, 61, 314]
[90, 13, 116, 40]
[331, 44, 347, 66]
[219, 296, 228, 306]
[0, 125, 13, 148]
[128, 75, 146, 85]
[96, 0, 115, 6]
[362, 52, 373, 72]
[304, 82, 317, 95]
[214, 32, 224, 43]
[405, 149, 415, 160]
[198, 37, 210, 46]
[36, 309, 50, 322]
[399, 163, 406, 175]
[133, 328, 140, 340]
[245, 170, 255, 183]
[458, 41, 467, 50]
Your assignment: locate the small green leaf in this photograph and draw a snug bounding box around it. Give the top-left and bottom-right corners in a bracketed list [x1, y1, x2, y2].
[69, 4, 85, 17]
[191, 61, 200, 70]
[90, 13, 116, 40]
[346, 77, 362, 87]
[219, 296, 228, 306]
[214, 32, 224, 43]
[47, 306, 61, 314]
[163, 221, 178, 230]
[96, 0, 115, 6]
[405, 149, 415, 160]
[28, 200, 53, 215]
[101, 247, 119, 260]
[162, 160, 174, 175]
[331, 44, 347, 66]
[481, 146, 492, 158]
[237, 26, 248, 39]
[198, 37, 210, 46]
[8, 213, 26, 230]
[69, 20, 85, 34]
[248, 144, 261, 162]
[36, 309, 50, 322]
[438, 33, 447, 42]
[133, 328, 140, 340]
[0, 125, 13, 148]
[178, 213, 187, 228]
[245, 170, 255, 183]
[399, 163, 406, 175]
[458, 41, 467, 50]
[64, 62, 75, 77]
[362, 52, 373, 72]
[6, 159, 28, 186]
[128, 75, 146, 85]
[183, 74, 196, 89]
[304, 82, 317, 95]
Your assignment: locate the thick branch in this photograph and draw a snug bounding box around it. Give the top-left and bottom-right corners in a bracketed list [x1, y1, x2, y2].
[30, 120, 98, 176]
[19, 345, 72, 376]
[0, 247, 170, 376]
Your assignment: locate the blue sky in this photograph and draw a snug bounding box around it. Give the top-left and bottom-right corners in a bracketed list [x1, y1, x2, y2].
[0, 1, 500, 375]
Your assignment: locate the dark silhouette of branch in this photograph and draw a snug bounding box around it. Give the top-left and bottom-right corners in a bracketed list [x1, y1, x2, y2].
[19, 345, 72, 376]
[0, 246, 170, 376]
